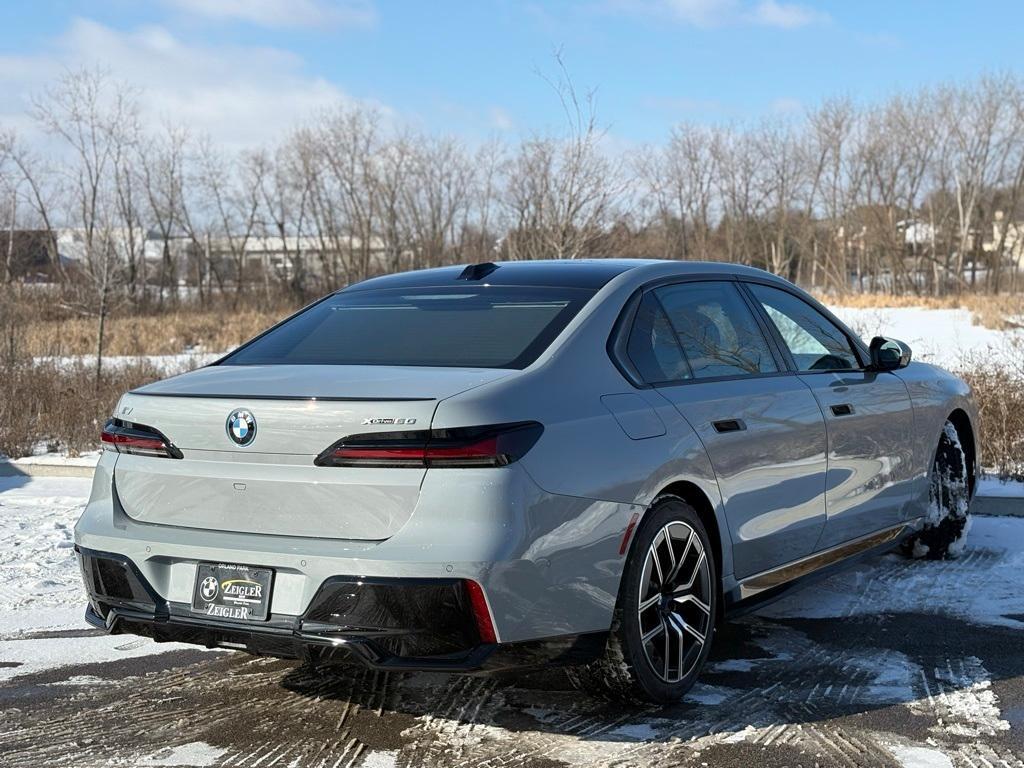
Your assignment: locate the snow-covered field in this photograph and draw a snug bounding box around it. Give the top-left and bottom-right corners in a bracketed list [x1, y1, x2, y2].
[2, 476, 1024, 767]
[829, 304, 1024, 373]
[34, 350, 222, 375]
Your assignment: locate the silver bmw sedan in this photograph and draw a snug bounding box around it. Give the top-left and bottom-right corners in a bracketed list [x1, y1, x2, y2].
[75, 259, 977, 703]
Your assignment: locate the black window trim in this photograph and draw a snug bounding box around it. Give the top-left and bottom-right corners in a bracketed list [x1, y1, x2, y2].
[736, 279, 869, 374]
[607, 274, 794, 389]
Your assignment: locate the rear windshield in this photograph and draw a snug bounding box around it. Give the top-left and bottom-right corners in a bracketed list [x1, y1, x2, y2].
[221, 286, 596, 369]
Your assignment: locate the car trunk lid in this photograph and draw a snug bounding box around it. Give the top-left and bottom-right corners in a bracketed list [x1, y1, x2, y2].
[111, 364, 511, 540]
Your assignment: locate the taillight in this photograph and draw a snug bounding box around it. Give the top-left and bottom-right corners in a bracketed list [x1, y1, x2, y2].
[100, 418, 183, 459]
[315, 422, 543, 469]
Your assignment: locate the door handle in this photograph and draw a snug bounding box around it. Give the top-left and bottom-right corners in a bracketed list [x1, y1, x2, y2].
[830, 403, 855, 417]
[712, 419, 747, 433]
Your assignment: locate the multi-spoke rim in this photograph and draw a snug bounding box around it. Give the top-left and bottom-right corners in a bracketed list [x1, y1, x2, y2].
[636, 520, 713, 684]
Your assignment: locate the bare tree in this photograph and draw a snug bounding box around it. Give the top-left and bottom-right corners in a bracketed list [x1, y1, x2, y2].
[503, 56, 623, 260]
[637, 123, 719, 261]
[139, 124, 190, 306]
[196, 140, 263, 303]
[31, 68, 140, 382]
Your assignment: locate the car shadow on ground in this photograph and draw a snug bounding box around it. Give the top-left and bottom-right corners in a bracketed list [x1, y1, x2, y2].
[0, 465, 32, 492]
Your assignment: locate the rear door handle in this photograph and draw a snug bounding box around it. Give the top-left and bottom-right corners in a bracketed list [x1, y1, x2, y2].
[712, 419, 747, 433]
[830, 403, 855, 417]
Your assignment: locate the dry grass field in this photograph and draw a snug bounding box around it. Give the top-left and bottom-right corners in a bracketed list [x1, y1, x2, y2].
[17, 307, 292, 358]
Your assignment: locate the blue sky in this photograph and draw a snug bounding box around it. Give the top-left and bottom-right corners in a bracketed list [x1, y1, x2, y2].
[2, 1, 1023, 148]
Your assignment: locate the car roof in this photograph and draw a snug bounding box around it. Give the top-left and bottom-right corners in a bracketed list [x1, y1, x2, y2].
[343, 259, 777, 292]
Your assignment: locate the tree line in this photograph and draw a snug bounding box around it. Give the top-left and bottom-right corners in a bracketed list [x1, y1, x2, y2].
[3, 67, 1024, 316]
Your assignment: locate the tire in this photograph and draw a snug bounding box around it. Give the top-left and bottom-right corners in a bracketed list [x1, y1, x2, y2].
[906, 421, 972, 560]
[568, 494, 717, 704]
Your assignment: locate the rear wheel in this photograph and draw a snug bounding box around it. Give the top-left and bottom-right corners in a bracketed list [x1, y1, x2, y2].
[569, 495, 717, 704]
[906, 421, 972, 560]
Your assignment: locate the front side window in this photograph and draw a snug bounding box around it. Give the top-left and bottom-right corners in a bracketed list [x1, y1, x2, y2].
[222, 286, 595, 369]
[748, 283, 861, 372]
[654, 282, 779, 379]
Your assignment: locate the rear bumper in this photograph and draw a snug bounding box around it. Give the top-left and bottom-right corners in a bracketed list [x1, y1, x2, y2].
[79, 546, 606, 673]
[74, 451, 639, 644]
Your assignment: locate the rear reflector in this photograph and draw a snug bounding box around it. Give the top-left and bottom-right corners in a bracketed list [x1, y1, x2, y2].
[316, 422, 543, 469]
[619, 512, 641, 556]
[100, 418, 182, 459]
[464, 579, 497, 644]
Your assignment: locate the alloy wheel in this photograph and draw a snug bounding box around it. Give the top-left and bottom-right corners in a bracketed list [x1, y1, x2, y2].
[636, 521, 713, 683]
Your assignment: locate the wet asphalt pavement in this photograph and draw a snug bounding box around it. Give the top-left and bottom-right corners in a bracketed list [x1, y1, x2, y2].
[3, 537, 1024, 768]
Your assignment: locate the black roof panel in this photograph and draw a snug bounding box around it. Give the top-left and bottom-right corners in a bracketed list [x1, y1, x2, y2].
[344, 259, 660, 292]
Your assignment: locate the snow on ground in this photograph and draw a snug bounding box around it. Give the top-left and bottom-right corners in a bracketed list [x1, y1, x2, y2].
[761, 515, 1024, 629]
[978, 476, 1024, 498]
[34, 350, 222, 375]
[0, 475, 210, 683]
[828, 304, 1024, 372]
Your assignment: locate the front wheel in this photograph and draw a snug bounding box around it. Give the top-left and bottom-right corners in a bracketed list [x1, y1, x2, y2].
[569, 495, 717, 704]
[906, 421, 972, 560]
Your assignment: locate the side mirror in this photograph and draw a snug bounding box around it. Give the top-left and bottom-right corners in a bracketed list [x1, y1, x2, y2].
[869, 336, 912, 371]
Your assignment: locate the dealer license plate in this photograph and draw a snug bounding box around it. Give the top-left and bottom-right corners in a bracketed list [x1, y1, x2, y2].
[191, 562, 273, 622]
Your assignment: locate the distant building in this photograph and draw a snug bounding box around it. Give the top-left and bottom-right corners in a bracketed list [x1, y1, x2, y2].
[896, 219, 936, 246]
[42, 228, 397, 285]
[982, 210, 1024, 268]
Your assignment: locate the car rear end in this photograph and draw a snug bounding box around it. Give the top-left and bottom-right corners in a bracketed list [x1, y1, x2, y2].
[74, 269, 636, 671]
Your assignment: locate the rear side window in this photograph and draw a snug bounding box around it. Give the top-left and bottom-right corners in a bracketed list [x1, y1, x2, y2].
[654, 282, 779, 379]
[222, 286, 595, 369]
[626, 293, 692, 383]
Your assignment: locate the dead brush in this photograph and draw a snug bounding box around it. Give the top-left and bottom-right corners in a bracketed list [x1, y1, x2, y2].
[0, 358, 172, 458]
[20, 307, 292, 357]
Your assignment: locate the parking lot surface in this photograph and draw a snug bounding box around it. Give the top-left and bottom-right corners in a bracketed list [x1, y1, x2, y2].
[2, 477, 1023, 767]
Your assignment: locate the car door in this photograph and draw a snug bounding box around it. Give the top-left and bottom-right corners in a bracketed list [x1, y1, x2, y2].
[625, 280, 829, 581]
[744, 282, 916, 549]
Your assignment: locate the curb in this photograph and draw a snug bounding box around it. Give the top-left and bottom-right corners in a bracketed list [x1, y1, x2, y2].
[973, 495, 1024, 517]
[0, 463, 96, 479]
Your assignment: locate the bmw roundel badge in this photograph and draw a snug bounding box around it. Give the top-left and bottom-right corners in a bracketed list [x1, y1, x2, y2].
[226, 409, 257, 447]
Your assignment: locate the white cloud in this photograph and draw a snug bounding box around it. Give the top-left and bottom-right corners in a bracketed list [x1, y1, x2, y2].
[162, 0, 376, 29]
[0, 18, 383, 150]
[769, 96, 803, 115]
[609, 0, 828, 28]
[745, 0, 827, 28]
[489, 107, 515, 131]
